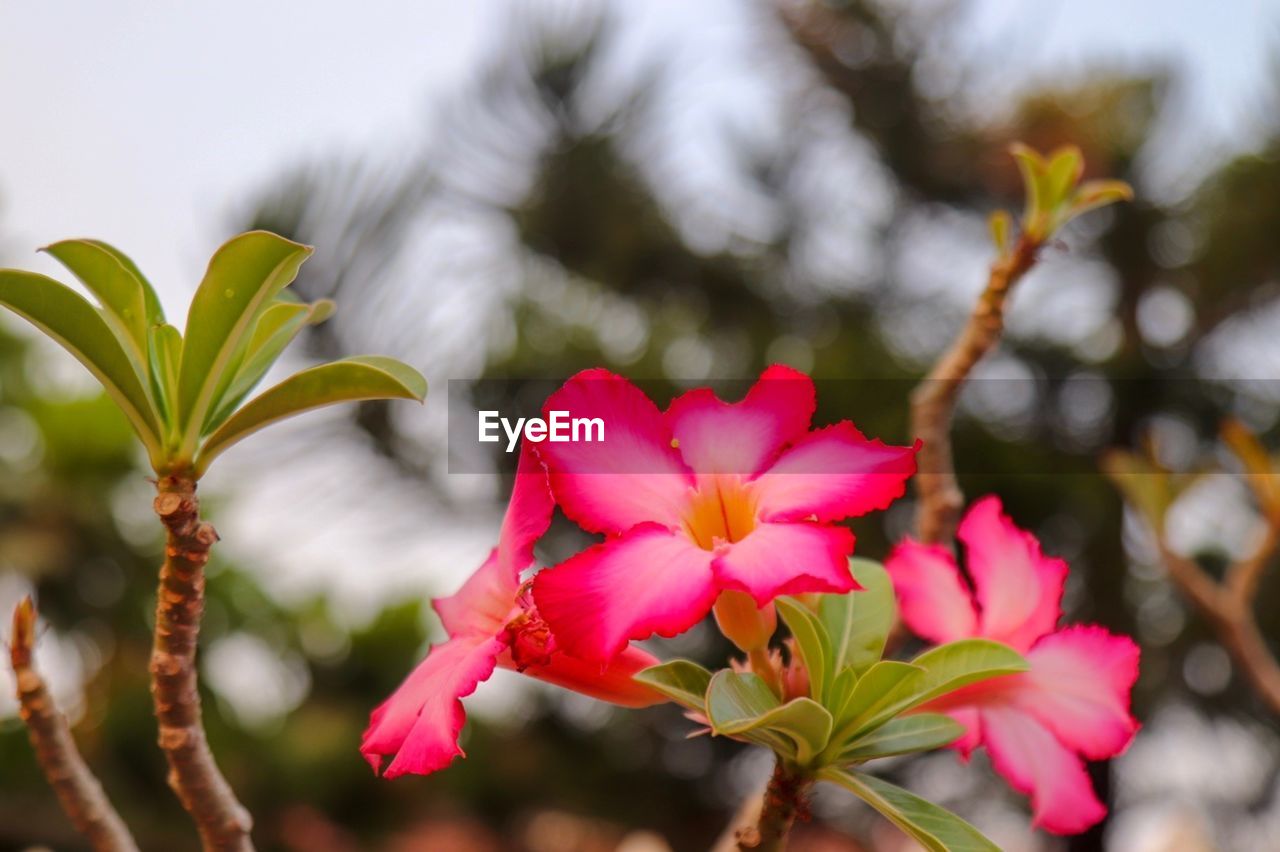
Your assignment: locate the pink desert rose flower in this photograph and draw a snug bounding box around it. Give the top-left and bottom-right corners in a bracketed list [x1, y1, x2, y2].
[361, 443, 664, 778]
[532, 365, 919, 663]
[885, 496, 1140, 835]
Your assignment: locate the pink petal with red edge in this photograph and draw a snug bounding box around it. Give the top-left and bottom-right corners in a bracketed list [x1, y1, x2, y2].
[1015, 625, 1140, 760]
[885, 538, 980, 645]
[946, 707, 982, 760]
[980, 706, 1107, 835]
[539, 369, 694, 535]
[510, 643, 668, 708]
[958, 496, 1066, 652]
[751, 423, 918, 524]
[712, 522, 857, 606]
[665, 364, 815, 476]
[532, 522, 718, 663]
[434, 441, 555, 637]
[361, 634, 505, 778]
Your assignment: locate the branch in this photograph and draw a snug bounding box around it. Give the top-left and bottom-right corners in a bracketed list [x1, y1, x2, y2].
[730, 761, 812, 852]
[9, 597, 139, 852]
[1156, 526, 1280, 714]
[910, 236, 1041, 543]
[151, 474, 255, 851]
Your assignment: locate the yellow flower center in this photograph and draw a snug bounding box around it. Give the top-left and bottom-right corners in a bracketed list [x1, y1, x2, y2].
[682, 475, 758, 551]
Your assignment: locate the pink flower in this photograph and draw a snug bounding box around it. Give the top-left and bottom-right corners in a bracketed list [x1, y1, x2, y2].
[885, 496, 1140, 835]
[361, 443, 664, 778]
[532, 365, 919, 663]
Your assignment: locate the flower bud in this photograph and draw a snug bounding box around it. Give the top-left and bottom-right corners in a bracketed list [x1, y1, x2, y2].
[713, 590, 777, 652]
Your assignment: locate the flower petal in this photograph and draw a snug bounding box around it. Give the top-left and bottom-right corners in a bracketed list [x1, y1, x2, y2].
[751, 422, 918, 523]
[538, 369, 694, 534]
[712, 522, 856, 606]
[885, 538, 980, 644]
[533, 522, 718, 663]
[361, 634, 505, 778]
[980, 706, 1107, 835]
[947, 706, 983, 760]
[511, 644, 668, 708]
[958, 496, 1066, 651]
[665, 364, 815, 476]
[1015, 625, 1140, 760]
[434, 441, 554, 637]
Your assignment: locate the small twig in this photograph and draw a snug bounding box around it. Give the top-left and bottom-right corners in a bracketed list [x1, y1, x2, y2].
[1156, 526, 1280, 715]
[9, 597, 139, 852]
[910, 236, 1041, 544]
[151, 474, 254, 851]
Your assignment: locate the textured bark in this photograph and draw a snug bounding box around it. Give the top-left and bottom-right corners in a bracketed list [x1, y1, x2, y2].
[734, 761, 812, 851]
[151, 474, 254, 851]
[9, 597, 139, 852]
[910, 236, 1040, 544]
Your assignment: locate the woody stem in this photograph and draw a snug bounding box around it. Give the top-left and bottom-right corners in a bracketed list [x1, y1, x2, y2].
[151, 474, 254, 851]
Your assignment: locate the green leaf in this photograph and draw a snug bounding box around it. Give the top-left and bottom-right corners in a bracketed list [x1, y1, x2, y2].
[194, 355, 426, 473]
[988, 209, 1012, 255]
[1068, 179, 1133, 219]
[836, 714, 963, 763]
[850, 640, 1027, 738]
[148, 323, 183, 435]
[776, 597, 830, 702]
[833, 660, 922, 739]
[204, 297, 335, 431]
[1044, 145, 1084, 208]
[42, 239, 150, 360]
[176, 231, 313, 457]
[1009, 143, 1046, 233]
[76, 238, 164, 323]
[634, 660, 712, 712]
[706, 671, 833, 765]
[0, 270, 162, 458]
[826, 667, 858, 725]
[823, 558, 895, 677]
[820, 768, 999, 852]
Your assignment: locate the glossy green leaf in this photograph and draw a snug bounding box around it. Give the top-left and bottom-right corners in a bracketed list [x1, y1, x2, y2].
[820, 768, 999, 852]
[836, 713, 963, 763]
[42, 239, 150, 360]
[148, 323, 183, 435]
[204, 297, 335, 431]
[176, 231, 313, 455]
[634, 660, 712, 712]
[850, 640, 1027, 738]
[833, 660, 922, 741]
[706, 671, 833, 765]
[826, 667, 858, 726]
[195, 355, 425, 473]
[823, 558, 895, 677]
[776, 597, 830, 702]
[0, 270, 161, 455]
[76, 239, 164, 323]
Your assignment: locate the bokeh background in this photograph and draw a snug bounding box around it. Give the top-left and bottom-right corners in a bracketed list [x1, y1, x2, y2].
[2, 1, 1280, 850]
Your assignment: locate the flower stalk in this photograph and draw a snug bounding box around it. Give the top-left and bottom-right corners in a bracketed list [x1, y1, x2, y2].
[9, 597, 139, 852]
[736, 761, 812, 851]
[151, 473, 254, 851]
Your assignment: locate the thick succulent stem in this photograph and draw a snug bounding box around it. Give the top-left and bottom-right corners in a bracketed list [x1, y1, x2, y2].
[910, 236, 1041, 544]
[151, 474, 254, 851]
[9, 597, 139, 852]
[736, 761, 812, 851]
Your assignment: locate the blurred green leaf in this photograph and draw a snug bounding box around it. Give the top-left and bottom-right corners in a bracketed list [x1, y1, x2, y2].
[836, 713, 963, 763]
[176, 231, 312, 457]
[833, 660, 922, 739]
[987, 210, 1012, 255]
[195, 355, 426, 473]
[0, 269, 161, 456]
[819, 768, 999, 852]
[634, 660, 712, 712]
[1044, 145, 1084, 208]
